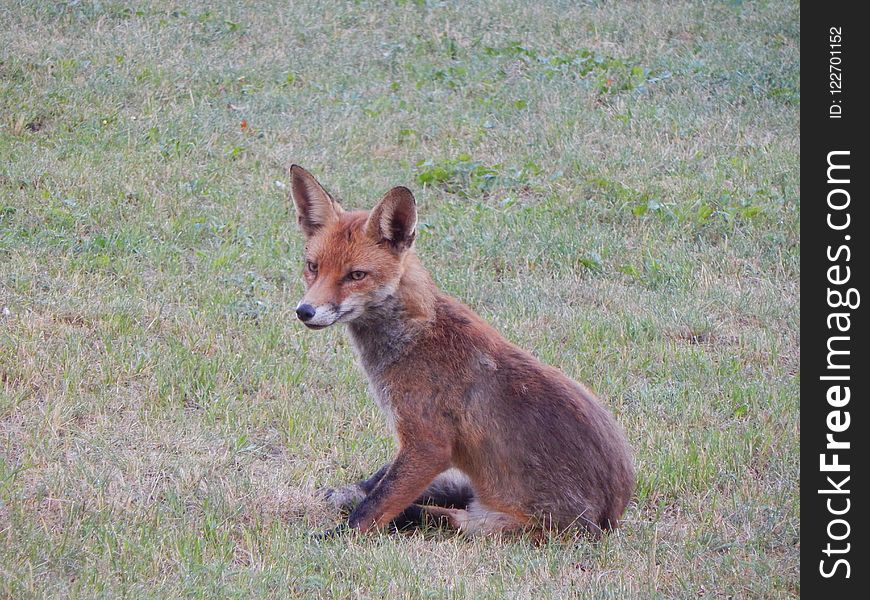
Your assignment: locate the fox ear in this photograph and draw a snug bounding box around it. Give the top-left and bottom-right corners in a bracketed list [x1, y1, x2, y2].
[366, 186, 417, 252]
[289, 165, 343, 238]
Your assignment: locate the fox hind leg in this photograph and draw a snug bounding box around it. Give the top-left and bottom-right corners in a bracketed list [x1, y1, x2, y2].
[417, 500, 529, 536]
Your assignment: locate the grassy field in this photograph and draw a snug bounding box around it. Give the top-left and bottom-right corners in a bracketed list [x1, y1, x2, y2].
[1, 0, 799, 597]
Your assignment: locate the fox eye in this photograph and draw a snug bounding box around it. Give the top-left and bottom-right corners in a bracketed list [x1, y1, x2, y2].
[349, 270, 367, 281]
[306, 261, 318, 273]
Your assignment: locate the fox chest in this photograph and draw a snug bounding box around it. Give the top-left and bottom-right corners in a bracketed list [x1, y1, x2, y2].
[366, 376, 399, 437]
[347, 324, 409, 437]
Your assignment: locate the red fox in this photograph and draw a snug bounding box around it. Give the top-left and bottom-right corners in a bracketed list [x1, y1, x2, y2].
[289, 165, 635, 537]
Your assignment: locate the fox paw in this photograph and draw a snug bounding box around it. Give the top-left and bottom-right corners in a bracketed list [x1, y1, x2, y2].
[323, 484, 366, 513]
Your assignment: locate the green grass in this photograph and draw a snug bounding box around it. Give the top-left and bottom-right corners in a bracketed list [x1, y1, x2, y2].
[1, 0, 799, 597]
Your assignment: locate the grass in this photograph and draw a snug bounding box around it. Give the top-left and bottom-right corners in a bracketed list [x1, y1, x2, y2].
[1, 0, 799, 597]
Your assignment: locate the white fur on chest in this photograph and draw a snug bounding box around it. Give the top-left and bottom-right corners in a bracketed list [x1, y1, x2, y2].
[347, 320, 409, 439]
[366, 377, 398, 436]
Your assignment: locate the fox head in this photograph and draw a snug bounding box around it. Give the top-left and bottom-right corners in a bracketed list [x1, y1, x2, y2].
[289, 165, 418, 329]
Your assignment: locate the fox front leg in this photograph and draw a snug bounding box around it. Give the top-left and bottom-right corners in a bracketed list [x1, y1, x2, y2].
[324, 462, 391, 513]
[348, 446, 450, 532]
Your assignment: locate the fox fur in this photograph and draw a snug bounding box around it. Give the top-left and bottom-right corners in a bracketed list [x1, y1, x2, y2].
[289, 165, 635, 536]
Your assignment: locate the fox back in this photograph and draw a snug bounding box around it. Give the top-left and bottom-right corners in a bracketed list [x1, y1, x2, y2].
[290, 165, 635, 536]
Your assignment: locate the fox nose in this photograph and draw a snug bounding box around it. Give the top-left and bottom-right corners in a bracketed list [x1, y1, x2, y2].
[296, 304, 316, 322]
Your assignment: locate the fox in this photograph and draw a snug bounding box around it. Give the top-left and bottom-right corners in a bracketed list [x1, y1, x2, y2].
[289, 164, 635, 537]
